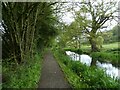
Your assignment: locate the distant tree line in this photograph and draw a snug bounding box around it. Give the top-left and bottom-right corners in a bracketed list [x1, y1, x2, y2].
[102, 25, 120, 44]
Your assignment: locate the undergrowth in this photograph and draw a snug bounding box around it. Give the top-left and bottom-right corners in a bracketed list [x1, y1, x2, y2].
[2, 52, 43, 88]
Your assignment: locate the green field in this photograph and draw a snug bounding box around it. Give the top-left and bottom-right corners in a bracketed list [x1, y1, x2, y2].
[102, 42, 119, 49]
[81, 42, 119, 51]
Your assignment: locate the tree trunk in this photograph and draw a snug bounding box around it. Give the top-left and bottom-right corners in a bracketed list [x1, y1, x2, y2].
[89, 37, 100, 52]
[89, 37, 99, 66]
[90, 58, 96, 66]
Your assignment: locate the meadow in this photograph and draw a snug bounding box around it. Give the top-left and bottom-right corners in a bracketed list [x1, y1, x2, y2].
[81, 42, 119, 51]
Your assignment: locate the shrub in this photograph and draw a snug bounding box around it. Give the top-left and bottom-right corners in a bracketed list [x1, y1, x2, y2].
[106, 48, 120, 52]
[64, 48, 83, 55]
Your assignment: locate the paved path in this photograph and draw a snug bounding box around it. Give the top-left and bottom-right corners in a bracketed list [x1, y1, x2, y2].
[38, 50, 71, 89]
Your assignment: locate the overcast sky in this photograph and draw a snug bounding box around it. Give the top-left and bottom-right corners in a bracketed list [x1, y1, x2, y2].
[61, 0, 119, 31]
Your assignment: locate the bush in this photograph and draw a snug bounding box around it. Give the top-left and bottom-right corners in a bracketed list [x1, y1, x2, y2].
[106, 48, 120, 54]
[64, 48, 83, 54]
[68, 61, 89, 76]
[106, 48, 120, 52]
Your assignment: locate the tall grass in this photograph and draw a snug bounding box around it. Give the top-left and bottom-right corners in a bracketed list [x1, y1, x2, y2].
[2, 52, 43, 88]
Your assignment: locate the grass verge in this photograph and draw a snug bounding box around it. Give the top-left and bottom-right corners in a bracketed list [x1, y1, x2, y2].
[2, 52, 43, 88]
[53, 50, 85, 88]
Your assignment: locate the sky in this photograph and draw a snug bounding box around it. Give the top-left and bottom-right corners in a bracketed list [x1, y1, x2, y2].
[61, 0, 119, 31]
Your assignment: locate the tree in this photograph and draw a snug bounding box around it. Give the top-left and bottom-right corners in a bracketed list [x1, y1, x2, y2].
[100, 25, 120, 44]
[2, 2, 58, 65]
[96, 36, 104, 49]
[101, 31, 113, 43]
[68, 1, 117, 66]
[58, 21, 83, 50]
[111, 25, 120, 42]
[73, 1, 117, 52]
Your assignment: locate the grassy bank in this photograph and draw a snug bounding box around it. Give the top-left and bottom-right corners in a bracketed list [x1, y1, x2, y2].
[2, 52, 43, 88]
[53, 49, 120, 89]
[91, 51, 120, 67]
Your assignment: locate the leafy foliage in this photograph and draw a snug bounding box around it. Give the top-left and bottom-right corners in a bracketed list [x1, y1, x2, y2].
[2, 2, 58, 65]
[72, 1, 117, 52]
[102, 25, 120, 44]
[96, 36, 104, 49]
[64, 48, 83, 55]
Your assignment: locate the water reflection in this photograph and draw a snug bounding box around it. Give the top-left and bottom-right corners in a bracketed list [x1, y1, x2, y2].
[65, 51, 120, 79]
[96, 61, 120, 79]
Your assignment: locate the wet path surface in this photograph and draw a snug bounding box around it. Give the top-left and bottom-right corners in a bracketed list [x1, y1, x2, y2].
[38, 50, 71, 89]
